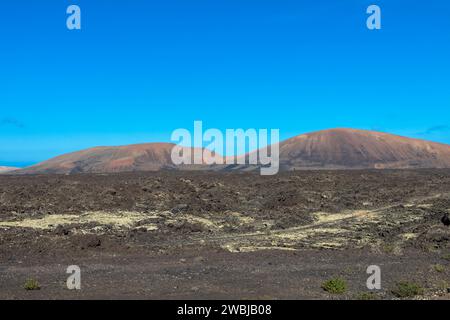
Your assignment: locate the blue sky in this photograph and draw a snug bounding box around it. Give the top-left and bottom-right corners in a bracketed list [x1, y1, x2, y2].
[1, 0, 449, 167]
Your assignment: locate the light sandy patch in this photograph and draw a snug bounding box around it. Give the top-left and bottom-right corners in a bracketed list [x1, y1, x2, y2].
[274, 227, 346, 242]
[234, 246, 297, 253]
[183, 212, 255, 230]
[227, 211, 255, 224]
[221, 243, 296, 253]
[138, 224, 159, 231]
[0, 214, 79, 229]
[78, 211, 154, 227]
[314, 210, 379, 224]
[0, 211, 154, 230]
[401, 233, 418, 240]
[417, 204, 433, 209]
[186, 216, 219, 228]
[218, 209, 383, 253]
[311, 240, 346, 249]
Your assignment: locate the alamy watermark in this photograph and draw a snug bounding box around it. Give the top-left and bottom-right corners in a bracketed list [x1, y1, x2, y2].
[170, 121, 280, 175]
[366, 265, 381, 290]
[367, 5, 382, 30]
[66, 5, 81, 30]
[66, 265, 81, 290]
[65, 4, 381, 31]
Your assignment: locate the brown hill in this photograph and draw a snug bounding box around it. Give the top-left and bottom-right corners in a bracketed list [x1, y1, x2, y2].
[278, 128, 450, 169]
[17, 143, 220, 174]
[0, 166, 19, 174]
[14, 128, 450, 174]
[17, 143, 177, 174]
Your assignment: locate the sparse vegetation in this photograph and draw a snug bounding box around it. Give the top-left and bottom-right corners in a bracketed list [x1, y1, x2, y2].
[426, 244, 440, 253]
[382, 244, 395, 254]
[433, 264, 445, 273]
[391, 281, 423, 298]
[436, 280, 449, 291]
[322, 278, 347, 294]
[442, 254, 450, 261]
[24, 278, 40, 291]
[355, 292, 380, 300]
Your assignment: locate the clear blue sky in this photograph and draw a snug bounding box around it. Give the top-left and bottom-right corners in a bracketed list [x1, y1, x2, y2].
[1, 0, 449, 167]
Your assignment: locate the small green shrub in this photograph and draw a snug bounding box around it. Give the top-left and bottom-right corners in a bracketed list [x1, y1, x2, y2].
[382, 244, 395, 254]
[391, 281, 423, 298]
[322, 278, 347, 294]
[426, 244, 440, 253]
[434, 264, 445, 273]
[355, 292, 379, 300]
[442, 254, 450, 261]
[24, 278, 40, 291]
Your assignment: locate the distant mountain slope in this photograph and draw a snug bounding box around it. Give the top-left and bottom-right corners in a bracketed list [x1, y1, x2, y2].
[0, 166, 19, 174]
[14, 128, 450, 174]
[279, 128, 450, 169]
[17, 143, 177, 174]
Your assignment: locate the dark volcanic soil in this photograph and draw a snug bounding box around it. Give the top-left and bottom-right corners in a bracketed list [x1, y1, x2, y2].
[0, 170, 449, 299]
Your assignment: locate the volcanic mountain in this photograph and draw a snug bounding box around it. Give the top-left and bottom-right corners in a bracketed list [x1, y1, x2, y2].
[14, 128, 450, 174]
[0, 166, 19, 174]
[17, 143, 179, 174]
[278, 128, 450, 170]
[16, 143, 221, 174]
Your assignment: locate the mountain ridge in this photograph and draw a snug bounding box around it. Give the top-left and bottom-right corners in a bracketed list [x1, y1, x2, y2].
[0, 166, 20, 173]
[278, 128, 450, 170]
[11, 128, 450, 174]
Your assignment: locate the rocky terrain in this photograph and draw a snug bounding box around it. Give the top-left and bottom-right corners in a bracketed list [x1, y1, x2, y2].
[0, 170, 449, 299]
